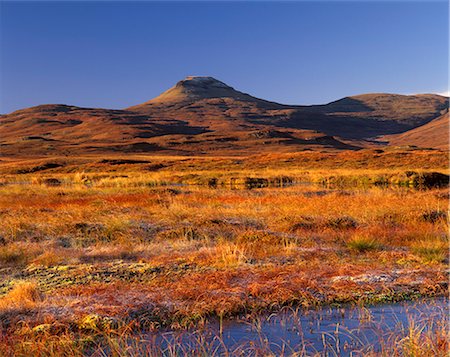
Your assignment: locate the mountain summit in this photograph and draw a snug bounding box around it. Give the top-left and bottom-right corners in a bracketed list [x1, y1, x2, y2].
[129, 76, 267, 109]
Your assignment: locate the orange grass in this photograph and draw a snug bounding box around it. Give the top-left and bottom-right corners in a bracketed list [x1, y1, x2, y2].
[0, 157, 447, 355]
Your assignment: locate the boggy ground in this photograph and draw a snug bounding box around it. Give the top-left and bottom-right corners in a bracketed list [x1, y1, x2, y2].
[0, 152, 448, 355]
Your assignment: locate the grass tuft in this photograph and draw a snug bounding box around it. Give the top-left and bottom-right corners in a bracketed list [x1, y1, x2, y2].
[0, 281, 43, 310]
[347, 235, 382, 252]
[412, 238, 448, 263]
[0, 245, 28, 266]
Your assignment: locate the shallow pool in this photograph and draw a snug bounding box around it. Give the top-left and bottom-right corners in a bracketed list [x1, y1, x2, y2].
[150, 297, 448, 356]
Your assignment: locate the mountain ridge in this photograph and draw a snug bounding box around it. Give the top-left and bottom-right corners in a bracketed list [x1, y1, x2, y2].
[1, 76, 448, 156]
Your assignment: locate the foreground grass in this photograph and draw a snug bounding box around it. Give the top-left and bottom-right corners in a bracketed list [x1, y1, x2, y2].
[0, 153, 448, 355]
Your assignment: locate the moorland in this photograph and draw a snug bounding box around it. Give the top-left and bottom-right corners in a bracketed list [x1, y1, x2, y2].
[0, 77, 448, 355]
[0, 149, 448, 355]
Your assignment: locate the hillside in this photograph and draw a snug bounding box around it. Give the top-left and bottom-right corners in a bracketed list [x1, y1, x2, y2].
[384, 112, 449, 149]
[0, 76, 448, 156]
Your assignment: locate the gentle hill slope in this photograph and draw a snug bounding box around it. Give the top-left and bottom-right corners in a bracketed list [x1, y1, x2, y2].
[384, 112, 449, 149]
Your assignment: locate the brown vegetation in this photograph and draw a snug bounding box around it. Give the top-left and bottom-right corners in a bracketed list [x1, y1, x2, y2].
[0, 152, 448, 355]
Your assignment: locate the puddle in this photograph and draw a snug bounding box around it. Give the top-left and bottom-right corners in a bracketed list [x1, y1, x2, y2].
[148, 298, 448, 356]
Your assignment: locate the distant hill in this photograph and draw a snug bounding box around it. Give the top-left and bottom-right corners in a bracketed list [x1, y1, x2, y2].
[130, 76, 275, 106]
[0, 76, 448, 156]
[384, 111, 449, 149]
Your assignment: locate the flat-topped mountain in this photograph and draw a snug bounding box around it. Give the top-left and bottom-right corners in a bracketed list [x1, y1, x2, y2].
[0, 77, 448, 156]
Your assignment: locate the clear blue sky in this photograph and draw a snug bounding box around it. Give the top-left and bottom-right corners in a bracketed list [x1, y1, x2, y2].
[1, 1, 448, 113]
